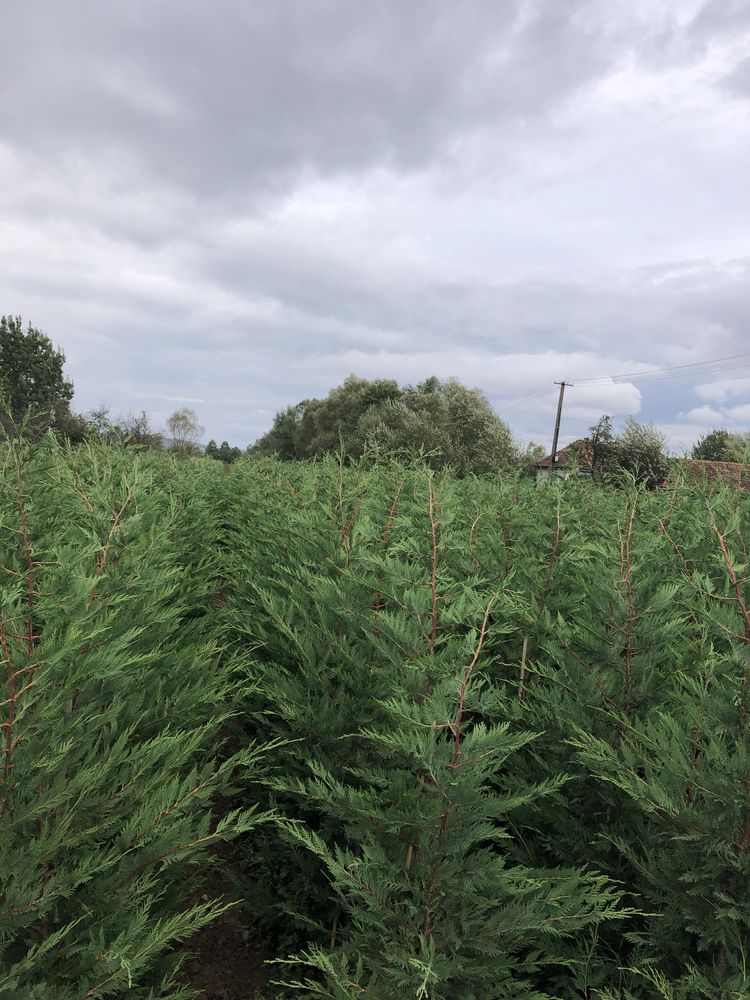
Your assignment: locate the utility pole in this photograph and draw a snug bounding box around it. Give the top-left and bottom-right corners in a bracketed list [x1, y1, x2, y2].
[549, 381, 568, 476]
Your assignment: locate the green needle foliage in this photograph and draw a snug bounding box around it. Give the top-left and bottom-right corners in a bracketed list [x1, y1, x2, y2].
[6, 441, 750, 997]
[0, 435, 271, 999]
[219, 457, 750, 995]
[221, 461, 627, 996]
[567, 481, 750, 995]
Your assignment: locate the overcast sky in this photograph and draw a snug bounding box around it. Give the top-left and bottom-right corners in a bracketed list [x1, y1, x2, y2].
[1, 0, 749, 451]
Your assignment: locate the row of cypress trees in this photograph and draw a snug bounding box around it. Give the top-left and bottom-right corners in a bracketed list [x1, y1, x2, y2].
[0, 437, 271, 998]
[217, 456, 750, 998]
[3, 441, 750, 996]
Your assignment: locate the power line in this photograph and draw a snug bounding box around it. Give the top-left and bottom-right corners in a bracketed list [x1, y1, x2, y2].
[495, 350, 750, 417]
[575, 352, 750, 386]
[502, 384, 558, 409]
[615, 360, 750, 385]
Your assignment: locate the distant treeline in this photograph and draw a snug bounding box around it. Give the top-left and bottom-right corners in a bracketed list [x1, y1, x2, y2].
[2, 314, 749, 477]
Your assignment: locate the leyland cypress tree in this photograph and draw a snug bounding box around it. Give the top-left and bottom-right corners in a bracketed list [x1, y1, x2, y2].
[217, 456, 399, 944]
[238, 467, 627, 997]
[200, 454, 750, 993]
[569, 480, 750, 995]
[276, 627, 624, 997]
[0, 435, 270, 999]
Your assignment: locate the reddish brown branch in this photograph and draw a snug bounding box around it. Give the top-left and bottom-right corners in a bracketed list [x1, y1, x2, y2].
[708, 511, 750, 643]
[518, 636, 529, 702]
[448, 596, 496, 771]
[88, 486, 135, 604]
[16, 471, 35, 658]
[657, 516, 692, 579]
[72, 467, 95, 517]
[738, 798, 750, 854]
[0, 614, 16, 818]
[383, 479, 403, 548]
[428, 479, 439, 656]
[468, 512, 482, 574]
[96, 486, 134, 576]
[339, 504, 360, 570]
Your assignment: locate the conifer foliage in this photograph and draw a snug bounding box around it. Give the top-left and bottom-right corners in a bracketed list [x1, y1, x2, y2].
[220, 457, 750, 997]
[5, 440, 750, 998]
[219, 460, 626, 997]
[0, 436, 269, 998]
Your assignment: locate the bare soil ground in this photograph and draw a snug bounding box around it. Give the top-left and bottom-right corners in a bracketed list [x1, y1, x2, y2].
[179, 837, 273, 1000]
[181, 894, 270, 1000]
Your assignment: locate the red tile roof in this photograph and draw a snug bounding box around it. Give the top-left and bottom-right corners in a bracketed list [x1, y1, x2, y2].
[535, 439, 594, 469]
[673, 459, 750, 490]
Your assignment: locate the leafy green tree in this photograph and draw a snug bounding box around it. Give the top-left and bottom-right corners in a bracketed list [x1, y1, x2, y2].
[692, 428, 750, 463]
[50, 404, 91, 444]
[0, 315, 74, 436]
[587, 415, 669, 487]
[79, 406, 162, 449]
[250, 377, 401, 460]
[356, 377, 518, 473]
[588, 414, 618, 476]
[304, 375, 401, 456]
[167, 407, 203, 457]
[355, 396, 452, 461]
[733, 431, 750, 463]
[519, 441, 545, 472]
[252, 375, 517, 474]
[82, 403, 115, 438]
[249, 402, 307, 460]
[206, 439, 242, 463]
[112, 410, 162, 449]
[438, 378, 518, 473]
[692, 428, 733, 461]
[616, 417, 668, 487]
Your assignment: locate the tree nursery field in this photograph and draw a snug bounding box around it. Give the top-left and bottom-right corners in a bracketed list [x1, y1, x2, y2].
[2, 439, 750, 999]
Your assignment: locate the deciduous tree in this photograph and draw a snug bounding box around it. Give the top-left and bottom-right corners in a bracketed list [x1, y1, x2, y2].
[0, 315, 74, 437]
[167, 406, 203, 456]
[252, 375, 518, 474]
[616, 417, 668, 487]
[587, 414, 669, 486]
[206, 439, 242, 463]
[692, 428, 750, 463]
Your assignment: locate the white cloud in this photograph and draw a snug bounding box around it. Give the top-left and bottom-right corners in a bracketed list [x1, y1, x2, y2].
[1, 1, 749, 446]
[695, 376, 750, 402]
[678, 405, 725, 422]
[726, 403, 750, 422]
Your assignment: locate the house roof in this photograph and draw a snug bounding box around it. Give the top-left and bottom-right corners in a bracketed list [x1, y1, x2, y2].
[535, 438, 594, 469]
[673, 459, 750, 491]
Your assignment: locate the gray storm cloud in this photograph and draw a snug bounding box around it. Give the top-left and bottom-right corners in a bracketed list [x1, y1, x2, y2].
[1, 0, 748, 449]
